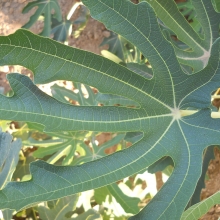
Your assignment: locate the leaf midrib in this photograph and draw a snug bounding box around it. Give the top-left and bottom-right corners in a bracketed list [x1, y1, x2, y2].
[9, 77, 173, 125]
[1, 43, 171, 110]
[1, 108, 172, 128]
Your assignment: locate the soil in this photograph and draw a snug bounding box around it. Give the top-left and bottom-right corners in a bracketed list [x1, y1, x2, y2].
[200, 149, 220, 220]
[0, 0, 220, 219]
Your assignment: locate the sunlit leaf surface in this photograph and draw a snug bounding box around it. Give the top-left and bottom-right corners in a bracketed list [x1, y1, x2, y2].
[0, 0, 220, 219]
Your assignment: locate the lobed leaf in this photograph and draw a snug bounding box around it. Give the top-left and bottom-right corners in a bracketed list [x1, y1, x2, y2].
[0, 0, 220, 219]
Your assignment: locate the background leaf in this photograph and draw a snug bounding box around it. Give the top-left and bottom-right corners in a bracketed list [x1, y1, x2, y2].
[22, 0, 62, 36]
[0, 128, 22, 188]
[94, 183, 140, 214]
[38, 194, 79, 220]
[72, 209, 101, 220]
[181, 191, 220, 220]
[0, 128, 22, 220]
[100, 32, 125, 61]
[51, 18, 72, 43]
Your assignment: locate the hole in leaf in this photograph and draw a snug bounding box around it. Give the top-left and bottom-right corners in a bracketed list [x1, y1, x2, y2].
[211, 88, 220, 109]
[50, 82, 98, 106]
[148, 156, 174, 176]
[0, 65, 34, 94]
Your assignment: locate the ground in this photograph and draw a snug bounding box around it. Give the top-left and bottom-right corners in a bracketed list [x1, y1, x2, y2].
[0, 0, 220, 219]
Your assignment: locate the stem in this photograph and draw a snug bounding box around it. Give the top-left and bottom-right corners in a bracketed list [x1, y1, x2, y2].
[32, 208, 37, 220]
[67, 2, 83, 20]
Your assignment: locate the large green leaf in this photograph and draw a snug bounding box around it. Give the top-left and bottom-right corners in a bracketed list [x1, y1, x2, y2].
[96, 93, 139, 107]
[0, 128, 22, 188]
[51, 18, 72, 43]
[100, 32, 125, 61]
[0, 129, 22, 220]
[213, 0, 220, 12]
[94, 183, 140, 214]
[126, 63, 152, 79]
[0, 0, 220, 219]
[0, 209, 14, 220]
[34, 81, 122, 166]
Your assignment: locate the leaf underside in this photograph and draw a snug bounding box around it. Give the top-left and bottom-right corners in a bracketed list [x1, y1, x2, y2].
[0, 0, 220, 219]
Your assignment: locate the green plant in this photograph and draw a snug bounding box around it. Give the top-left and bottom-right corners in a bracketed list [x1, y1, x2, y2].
[72, 5, 90, 39]
[22, 0, 88, 43]
[0, 129, 21, 220]
[0, 0, 220, 219]
[100, 32, 145, 64]
[142, 0, 220, 73]
[22, 0, 62, 36]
